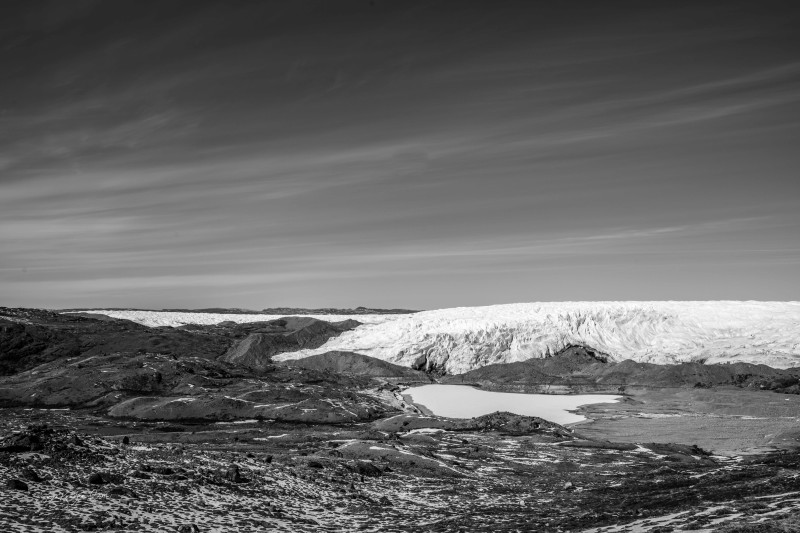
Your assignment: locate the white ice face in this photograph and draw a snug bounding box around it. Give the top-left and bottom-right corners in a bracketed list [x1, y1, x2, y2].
[72, 302, 800, 373]
[270, 301, 800, 373]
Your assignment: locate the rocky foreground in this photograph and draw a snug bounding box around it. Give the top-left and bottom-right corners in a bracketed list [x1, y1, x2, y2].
[2, 306, 800, 532]
[2, 410, 800, 532]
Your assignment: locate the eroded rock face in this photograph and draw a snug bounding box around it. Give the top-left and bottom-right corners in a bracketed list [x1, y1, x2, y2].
[221, 333, 281, 372]
[221, 319, 361, 372]
[284, 351, 431, 381]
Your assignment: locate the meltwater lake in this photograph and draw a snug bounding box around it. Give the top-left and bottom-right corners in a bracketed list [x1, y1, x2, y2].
[404, 384, 620, 425]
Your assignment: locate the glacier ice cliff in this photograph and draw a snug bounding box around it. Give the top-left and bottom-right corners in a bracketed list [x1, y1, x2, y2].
[271, 302, 800, 374]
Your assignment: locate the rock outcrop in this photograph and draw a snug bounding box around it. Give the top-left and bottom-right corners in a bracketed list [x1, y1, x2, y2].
[283, 350, 431, 381]
[221, 318, 360, 372]
[444, 345, 800, 392]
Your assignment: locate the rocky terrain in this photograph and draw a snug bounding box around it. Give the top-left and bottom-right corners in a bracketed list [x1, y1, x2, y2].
[444, 345, 800, 394]
[1, 306, 799, 532]
[2, 308, 358, 375]
[2, 410, 799, 532]
[0, 307, 430, 423]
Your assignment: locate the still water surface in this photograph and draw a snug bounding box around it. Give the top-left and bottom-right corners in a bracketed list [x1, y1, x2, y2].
[404, 384, 620, 424]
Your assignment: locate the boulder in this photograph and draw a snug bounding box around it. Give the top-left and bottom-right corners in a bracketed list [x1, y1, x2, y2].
[224, 464, 248, 483]
[87, 471, 122, 485]
[20, 467, 43, 483]
[108, 486, 138, 498]
[6, 479, 28, 491]
[353, 461, 383, 477]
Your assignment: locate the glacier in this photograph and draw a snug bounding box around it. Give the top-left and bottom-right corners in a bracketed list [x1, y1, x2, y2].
[67, 309, 410, 328]
[272, 301, 800, 373]
[73, 302, 800, 374]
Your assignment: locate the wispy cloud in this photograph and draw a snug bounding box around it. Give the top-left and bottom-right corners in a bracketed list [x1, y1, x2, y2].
[309, 217, 776, 264]
[2, 2, 799, 307]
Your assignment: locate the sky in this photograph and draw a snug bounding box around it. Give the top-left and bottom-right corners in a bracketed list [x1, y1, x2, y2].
[1, 1, 799, 310]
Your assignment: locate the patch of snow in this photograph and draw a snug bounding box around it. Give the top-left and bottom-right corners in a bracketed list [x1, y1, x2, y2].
[404, 428, 445, 435]
[166, 397, 196, 403]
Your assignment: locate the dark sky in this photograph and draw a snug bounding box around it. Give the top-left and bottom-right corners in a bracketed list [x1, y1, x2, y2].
[2, 1, 799, 309]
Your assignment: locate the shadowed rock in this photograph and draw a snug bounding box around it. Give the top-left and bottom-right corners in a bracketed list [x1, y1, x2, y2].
[221, 318, 361, 372]
[21, 467, 43, 483]
[224, 463, 248, 483]
[283, 351, 432, 380]
[6, 479, 28, 491]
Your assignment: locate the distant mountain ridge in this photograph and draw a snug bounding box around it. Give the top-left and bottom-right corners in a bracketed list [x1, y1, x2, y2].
[63, 309, 414, 328]
[61, 306, 418, 315]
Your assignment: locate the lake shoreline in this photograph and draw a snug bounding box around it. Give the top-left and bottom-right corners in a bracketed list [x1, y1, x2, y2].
[571, 386, 800, 455]
[403, 384, 620, 424]
[401, 392, 435, 416]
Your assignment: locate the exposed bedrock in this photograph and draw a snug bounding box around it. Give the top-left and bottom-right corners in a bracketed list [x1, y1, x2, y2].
[220, 318, 360, 372]
[0, 349, 399, 423]
[107, 394, 391, 423]
[443, 345, 800, 393]
[282, 350, 431, 381]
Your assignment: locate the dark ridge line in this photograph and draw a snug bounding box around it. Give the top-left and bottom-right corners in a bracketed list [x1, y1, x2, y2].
[56, 307, 420, 315]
